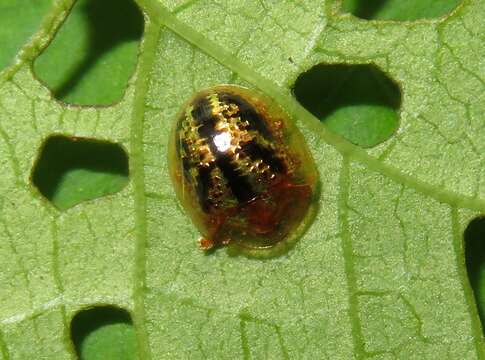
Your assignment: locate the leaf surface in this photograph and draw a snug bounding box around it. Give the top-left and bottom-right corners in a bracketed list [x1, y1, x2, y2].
[0, 0, 484, 359]
[0, 0, 52, 72]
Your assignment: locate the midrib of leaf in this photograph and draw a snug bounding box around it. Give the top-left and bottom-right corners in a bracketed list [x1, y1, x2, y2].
[129, 14, 161, 360]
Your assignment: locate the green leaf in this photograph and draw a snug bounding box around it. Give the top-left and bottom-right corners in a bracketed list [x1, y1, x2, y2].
[341, 0, 463, 21]
[31, 135, 129, 210]
[71, 306, 138, 360]
[0, 0, 53, 72]
[33, 0, 143, 105]
[292, 64, 401, 147]
[0, 0, 484, 359]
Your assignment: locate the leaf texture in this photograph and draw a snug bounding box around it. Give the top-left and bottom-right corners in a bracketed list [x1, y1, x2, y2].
[0, 0, 483, 359]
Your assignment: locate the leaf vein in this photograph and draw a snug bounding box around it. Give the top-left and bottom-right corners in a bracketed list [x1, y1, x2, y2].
[129, 17, 162, 360]
[339, 156, 365, 358]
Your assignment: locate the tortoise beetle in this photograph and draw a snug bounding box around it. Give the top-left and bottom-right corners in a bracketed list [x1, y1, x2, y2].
[168, 85, 317, 253]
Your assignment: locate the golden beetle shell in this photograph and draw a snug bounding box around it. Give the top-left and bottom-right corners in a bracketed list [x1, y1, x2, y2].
[168, 85, 317, 255]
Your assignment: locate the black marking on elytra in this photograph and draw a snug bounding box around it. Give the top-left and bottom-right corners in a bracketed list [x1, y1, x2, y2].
[175, 118, 186, 157]
[192, 97, 217, 140]
[196, 164, 213, 211]
[192, 97, 213, 124]
[218, 92, 273, 140]
[190, 95, 258, 207]
[191, 97, 220, 157]
[178, 139, 192, 177]
[182, 157, 191, 179]
[175, 133, 181, 154]
[242, 140, 286, 174]
[180, 137, 190, 155]
[216, 154, 256, 203]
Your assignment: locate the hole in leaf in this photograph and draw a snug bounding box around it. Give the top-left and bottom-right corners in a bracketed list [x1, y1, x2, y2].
[71, 306, 138, 360]
[33, 0, 144, 105]
[0, 0, 52, 72]
[465, 216, 485, 328]
[340, 0, 463, 21]
[31, 135, 129, 210]
[292, 64, 401, 148]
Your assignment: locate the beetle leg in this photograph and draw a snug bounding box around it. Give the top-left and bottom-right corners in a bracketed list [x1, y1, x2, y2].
[199, 237, 215, 250]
